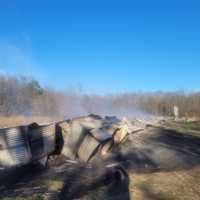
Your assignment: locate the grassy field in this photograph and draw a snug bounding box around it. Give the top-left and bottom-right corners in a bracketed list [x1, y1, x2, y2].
[163, 120, 200, 137]
[130, 166, 200, 200]
[0, 116, 52, 127]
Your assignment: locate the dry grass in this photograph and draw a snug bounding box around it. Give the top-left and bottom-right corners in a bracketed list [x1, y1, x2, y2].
[163, 120, 200, 138]
[0, 116, 52, 128]
[129, 167, 200, 200]
[128, 121, 200, 200]
[42, 180, 64, 192]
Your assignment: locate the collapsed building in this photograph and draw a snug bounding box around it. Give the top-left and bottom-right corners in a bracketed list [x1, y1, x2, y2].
[0, 114, 147, 168]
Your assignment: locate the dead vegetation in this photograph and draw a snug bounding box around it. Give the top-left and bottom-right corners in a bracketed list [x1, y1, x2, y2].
[161, 120, 200, 138]
[1, 75, 200, 120]
[131, 167, 200, 200]
[0, 116, 51, 128]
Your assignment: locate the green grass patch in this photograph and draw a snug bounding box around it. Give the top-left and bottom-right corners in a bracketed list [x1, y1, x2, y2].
[177, 121, 200, 132]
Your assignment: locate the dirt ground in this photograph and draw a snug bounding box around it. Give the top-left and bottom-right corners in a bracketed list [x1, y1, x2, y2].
[0, 120, 200, 200]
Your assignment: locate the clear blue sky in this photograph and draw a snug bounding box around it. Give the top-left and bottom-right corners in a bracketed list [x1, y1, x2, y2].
[0, 0, 200, 94]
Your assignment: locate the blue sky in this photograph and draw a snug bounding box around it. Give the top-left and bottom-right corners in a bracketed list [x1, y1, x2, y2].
[0, 0, 200, 94]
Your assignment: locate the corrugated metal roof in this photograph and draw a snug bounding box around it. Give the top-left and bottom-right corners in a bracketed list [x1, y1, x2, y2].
[90, 128, 112, 142]
[0, 126, 31, 167]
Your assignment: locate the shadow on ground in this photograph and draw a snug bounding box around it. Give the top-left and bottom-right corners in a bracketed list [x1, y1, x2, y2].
[58, 164, 130, 200]
[109, 127, 200, 173]
[0, 161, 130, 200]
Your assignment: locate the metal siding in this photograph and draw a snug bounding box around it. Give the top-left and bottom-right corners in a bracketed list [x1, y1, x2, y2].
[0, 126, 31, 167]
[29, 124, 55, 141]
[43, 135, 56, 155]
[58, 119, 115, 162]
[79, 117, 103, 129]
[77, 134, 100, 162]
[61, 120, 87, 159]
[113, 128, 128, 144]
[29, 138, 44, 160]
[90, 128, 112, 142]
[28, 124, 56, 161]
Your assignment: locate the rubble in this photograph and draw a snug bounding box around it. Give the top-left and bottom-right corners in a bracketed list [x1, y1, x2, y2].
[0, 123, 57, 167]
[57, 114, 149, 162]
[0, 114, 153, 168]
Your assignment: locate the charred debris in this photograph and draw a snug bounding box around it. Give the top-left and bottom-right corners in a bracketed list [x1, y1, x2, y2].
[0, 114, 159, 190]
[0, 114, 153, 168]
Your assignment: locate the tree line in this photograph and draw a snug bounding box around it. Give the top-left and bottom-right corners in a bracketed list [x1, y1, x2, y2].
[0, 75, 200, 119]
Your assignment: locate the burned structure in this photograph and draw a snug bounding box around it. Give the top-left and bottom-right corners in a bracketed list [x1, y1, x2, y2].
[0, 123, 56, 167]
[0, 114, 146, 168]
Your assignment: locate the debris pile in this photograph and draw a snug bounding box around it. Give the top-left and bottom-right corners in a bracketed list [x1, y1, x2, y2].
[54, 114, 148, 163]
[0, 123, 56, 167]
[0, 114, 149, 168]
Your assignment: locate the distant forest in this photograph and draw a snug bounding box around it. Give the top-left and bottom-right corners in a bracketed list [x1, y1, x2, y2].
[0, 75, 200, 119]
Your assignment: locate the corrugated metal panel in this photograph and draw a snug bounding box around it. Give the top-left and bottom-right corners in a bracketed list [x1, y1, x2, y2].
[90, 128, 112, 142]
[43, 134, 56, 155]
[103, 116, 121, 128]
[28, 124, 56, 161]
[71, 115, 103, 129]
[100, 140, 114, 156]
[0, 147, 30, 166]
[79, 117, 103, 129]
[103, 124, 129, 143]
[57, 121, 73, 158]
[58, 121, 70, 134]
[59, 120, 109, 162]
[77, 133, 100, 162]
[0, 126, 31, 167]
[29, 138, 44, 160]
[58, 119, 115, 162]
[0, 127, 28, 149]
[60, 120, 87, 159]
[113, 128, 128, 144]
[28, 124, 55, 141]
[104, 126, 118, 136]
